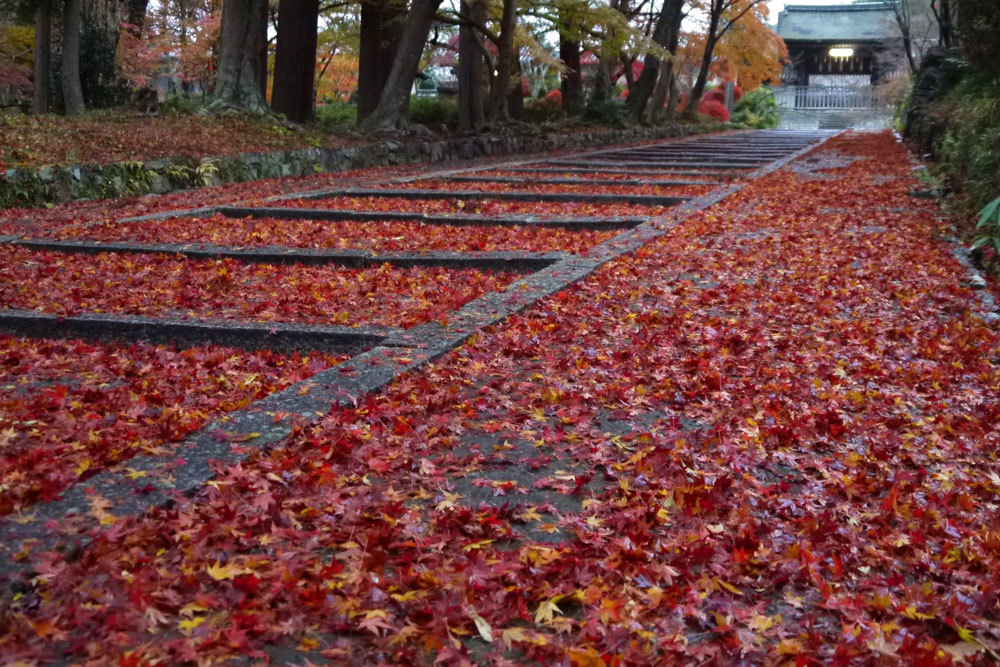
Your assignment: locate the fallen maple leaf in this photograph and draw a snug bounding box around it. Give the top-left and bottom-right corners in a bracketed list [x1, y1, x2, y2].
[535, 596, 563, 625]
[205, 561, 244, 581]
[502, 627, 548, 650]
[358, 609, 395, 636]
[467, 608, 493, 642]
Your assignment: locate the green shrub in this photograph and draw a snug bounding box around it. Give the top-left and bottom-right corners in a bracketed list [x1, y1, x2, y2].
[932, 71, 1000, 213]
[584, 97, 625, 126]
[522, 95, 563, 124]
[973, 195, 1000, 254]
[315, 102, 356, 127]
[160, 93, 208, 115]
[0, 173, 49, 209]
[164, 158, 220, 189]
[408, 96, 458, 128]
[730, 87, 780, 129]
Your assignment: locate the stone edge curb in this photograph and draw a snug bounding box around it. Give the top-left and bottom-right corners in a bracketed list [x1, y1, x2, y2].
[0, 310, 396, 354]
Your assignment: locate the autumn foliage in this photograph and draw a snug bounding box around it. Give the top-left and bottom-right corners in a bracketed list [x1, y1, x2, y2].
[697, 98, 731, 122]
[0, 247, 517, 328]
[2, 132, 999, 663]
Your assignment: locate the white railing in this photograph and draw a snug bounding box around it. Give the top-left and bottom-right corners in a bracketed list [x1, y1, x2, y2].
[771, 85, 890, 110]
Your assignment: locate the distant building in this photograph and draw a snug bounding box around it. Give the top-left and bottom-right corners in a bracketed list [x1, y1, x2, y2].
[776, 3, 901, 86]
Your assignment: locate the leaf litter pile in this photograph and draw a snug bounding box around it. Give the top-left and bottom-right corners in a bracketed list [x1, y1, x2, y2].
[381, 179, 714, 198]
[44, 215, 616, 254]
[3, 132, 1000, 664]
[0, 247, 518, 329]
[271, 195, 671, 219]
[472, 169, 737, 183]
[0, 337, 346, 516]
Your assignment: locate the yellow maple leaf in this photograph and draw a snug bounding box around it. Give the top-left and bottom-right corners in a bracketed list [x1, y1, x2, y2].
[463, 539, 493, 552]
[748, 614, 775, 633]
[501, 626, 547, 650]
[716, 578, 743, 595]
[902, 605, 934, 621]
[178, 616, 205, 634]
[954, 624, 976, 644]
[777, 638, 804, 655]
[435, 490, 462, 512]
[391, 589, 424, 603]
[179, 603, 208, 618]
[535, 596, 563, 625]
[520, 506, 543, 522]
[205, 561, 243, 581]
[715, 578, 743, 595]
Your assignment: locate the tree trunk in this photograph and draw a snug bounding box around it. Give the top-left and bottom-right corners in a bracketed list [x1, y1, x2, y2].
[360, 0, 443, 130]
[647, 59, 671, 123]
[212, 0, 269, 113]
[686, 35, 717, 117]
[256, 0, 269, 97]
[80, 0, 125, 109]
[649, 0, 683, 123]
[890, 1, 917, 72]
[357, 0, 403, 122]
[62, 0, 86, 115]
[126, 0, 148, 35]
[33, 0, 51, 115]
[486, 0, 517, 121]
[83, 0, 121, 34]
[685, 5, 722, 119]
[626, 59, 658, 124]
[934, 0, 954, 48]
[507, 55, 524, 119]
[591, 53, 612, 105]
[621, 55, 636, 91]
[457, 0, 485, 131]
[357, 0, 384, 118]
[665, 72, 680, 119]
[273, 0, 320, 122]
[902, 33, 917, 73]
[626, 0, 681, 124]
[559, 37, 583, 115]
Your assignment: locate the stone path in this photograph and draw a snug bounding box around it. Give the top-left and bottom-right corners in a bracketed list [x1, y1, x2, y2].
[0, 130, 831, 582]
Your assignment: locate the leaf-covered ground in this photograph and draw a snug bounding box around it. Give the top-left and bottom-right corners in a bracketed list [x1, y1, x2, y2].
[43, 215, 616, 254]
[2, 132, 1000, 664]
[0, 113, 350, 170]
[383, 179, 715, 198]
[0, 247, 517, 328]
[272, 195, 672, 219]
[0, 336, 344, 515]
[473, 169, 736, 182]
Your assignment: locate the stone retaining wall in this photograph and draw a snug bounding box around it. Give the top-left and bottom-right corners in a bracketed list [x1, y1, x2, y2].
[0, 123, 724, 209]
